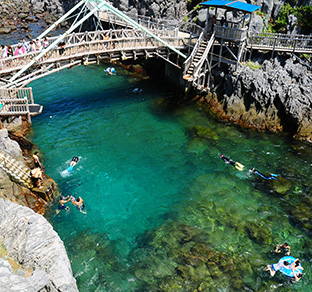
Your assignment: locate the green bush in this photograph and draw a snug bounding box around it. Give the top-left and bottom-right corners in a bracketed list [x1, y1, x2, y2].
[271, 4, 312, 34]
[245, 61, 262, 70]
[295, 6, 312, 34]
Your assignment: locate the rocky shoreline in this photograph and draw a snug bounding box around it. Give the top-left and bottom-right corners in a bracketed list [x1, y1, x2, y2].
[192, 55, 312, 142]
[0, 0, 74, 36]
[0, 123, 78, 291]
[0, 198, 78, 292]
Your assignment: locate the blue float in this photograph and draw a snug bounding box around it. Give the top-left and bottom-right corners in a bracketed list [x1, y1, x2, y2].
[279, 256, 303, 277]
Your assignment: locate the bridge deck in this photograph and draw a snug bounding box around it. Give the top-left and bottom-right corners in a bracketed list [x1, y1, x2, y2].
[0, 29, 189, 87]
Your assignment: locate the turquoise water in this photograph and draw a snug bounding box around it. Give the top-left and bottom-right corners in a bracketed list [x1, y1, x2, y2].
[29, 64, 312, 291]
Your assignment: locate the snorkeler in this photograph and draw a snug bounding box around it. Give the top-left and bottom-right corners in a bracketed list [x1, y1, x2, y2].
[274, 242, 291, 255]
[67, 156, 79, 172]
[251, 168, 278, 180]
[220, 154, 245, 171]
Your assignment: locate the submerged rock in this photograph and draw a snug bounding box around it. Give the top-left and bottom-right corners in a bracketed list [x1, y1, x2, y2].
[188, 125, 219, 141]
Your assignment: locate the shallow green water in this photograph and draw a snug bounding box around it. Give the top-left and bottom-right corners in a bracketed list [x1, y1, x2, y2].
[29, 64, 312, 291]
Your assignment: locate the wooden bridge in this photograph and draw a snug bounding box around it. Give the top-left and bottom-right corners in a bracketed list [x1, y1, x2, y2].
[1, 0, 312, 120]
[0, 29, 188, 88]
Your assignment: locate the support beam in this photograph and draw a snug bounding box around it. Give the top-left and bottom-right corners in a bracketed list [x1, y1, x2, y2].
[88, 0, 187, 59]
[8, 0, 109, 85]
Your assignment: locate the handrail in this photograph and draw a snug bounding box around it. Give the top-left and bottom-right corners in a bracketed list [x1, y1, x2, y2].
[193, 31, 215, 80]
[0, 29, 187, 77]
[0, 88, 34, 115]
[247, 32, 312, 52]
[183, 30, 204, 76]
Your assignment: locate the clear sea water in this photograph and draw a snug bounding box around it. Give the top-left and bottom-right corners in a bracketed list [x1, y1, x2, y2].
[28, 64, 312, 291]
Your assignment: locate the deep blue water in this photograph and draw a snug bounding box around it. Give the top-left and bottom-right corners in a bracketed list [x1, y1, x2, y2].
[28, 64, 312, 291]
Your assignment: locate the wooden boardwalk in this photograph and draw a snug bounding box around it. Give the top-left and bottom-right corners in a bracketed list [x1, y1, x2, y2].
[248, 32, 312, 54]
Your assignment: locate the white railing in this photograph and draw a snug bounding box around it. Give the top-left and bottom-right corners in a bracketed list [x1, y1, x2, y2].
[193, 31, 215, 81]
[96, 10, 180, 37]
[183, 31, 204, 76]
[0, 88, 33, 115]
[214, 25, 248, 41]
[0, 29, 187, 75]
[248, 32, 312, 52]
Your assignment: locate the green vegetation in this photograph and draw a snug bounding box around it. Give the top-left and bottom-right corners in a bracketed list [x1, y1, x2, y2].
[245, 61, 262, 70]
[270, 4, 312, 34]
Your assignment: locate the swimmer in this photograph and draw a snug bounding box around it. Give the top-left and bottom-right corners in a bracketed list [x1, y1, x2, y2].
[251, 168, 278, 180]
[266, 259, 290, 277]
[72, 196, 86, 214]
[220, 154, 244, 171]
[291, 259, 304, 281]
[105, 67, 115, 75]
[66, 156, 79, 172]
[56, 195, 72, 214]
[274, 242, 291, 256]
[70, 156, 79, 167]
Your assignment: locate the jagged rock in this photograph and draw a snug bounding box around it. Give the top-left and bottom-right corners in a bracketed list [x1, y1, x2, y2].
[213, 56, 312, 141]
[0, 199, 78, 292]
[0, 129, 23, 160]
[0, 27, 12, 34]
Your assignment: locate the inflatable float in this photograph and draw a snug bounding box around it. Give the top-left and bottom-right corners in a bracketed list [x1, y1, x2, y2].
[280, 256, 303, 278]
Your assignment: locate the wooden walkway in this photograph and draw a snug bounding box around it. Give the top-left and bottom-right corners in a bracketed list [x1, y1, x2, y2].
[248, 32, 312, 54]
[0, 29, 188, 87]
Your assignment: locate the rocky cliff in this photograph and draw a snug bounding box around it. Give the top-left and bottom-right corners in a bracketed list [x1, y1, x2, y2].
[200, 56, 312, 142]
[0, 0, 75, 35]
[0, 128, 55, 214]
[0, 198, 78, 292]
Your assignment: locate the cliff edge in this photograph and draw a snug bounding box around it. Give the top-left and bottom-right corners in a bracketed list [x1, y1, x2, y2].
[0, 198, 78, 292]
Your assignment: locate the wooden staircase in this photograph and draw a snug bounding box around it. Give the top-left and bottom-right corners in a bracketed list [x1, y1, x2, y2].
[183, 39, 208, 81]
[0, 150, 54, 201]
[183, 31, 215, 91]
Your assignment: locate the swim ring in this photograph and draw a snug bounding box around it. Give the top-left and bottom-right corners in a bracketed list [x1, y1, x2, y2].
[279, 256, 303, 277]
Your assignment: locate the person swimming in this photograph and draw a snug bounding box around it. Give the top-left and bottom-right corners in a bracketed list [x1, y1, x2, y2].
[66, 156, 79, 172]
[251, 168, 278, 180]
[220, 154, 245, 171]
[56, 195, 72, 214]
[72, 196, 86, 214]
[70, 156, 79, 167]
